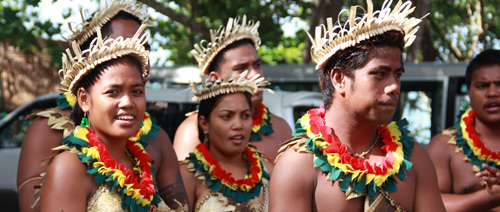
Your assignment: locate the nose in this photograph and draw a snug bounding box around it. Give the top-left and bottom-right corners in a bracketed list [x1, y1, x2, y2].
[118, 94, 134, 108]
[232, 117, 244, 131]
[385, 75, 401, 96]
[246, 66, 264, 79]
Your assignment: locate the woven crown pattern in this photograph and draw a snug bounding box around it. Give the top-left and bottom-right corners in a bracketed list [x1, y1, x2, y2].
[308, 0, 424, 70]
[191, 15, 261, 74]
[59, 24, 150, 97]
[190, 71, 270, 102]
[63, 0, 147, 46]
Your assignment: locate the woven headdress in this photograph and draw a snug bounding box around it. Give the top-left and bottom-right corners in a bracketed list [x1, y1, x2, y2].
[59, 24, 150, 96]
[191, 15, 261, 74]
[63, 0, 147, 46]
[190, 71, 270, 102]
[308, 0, 425, 70]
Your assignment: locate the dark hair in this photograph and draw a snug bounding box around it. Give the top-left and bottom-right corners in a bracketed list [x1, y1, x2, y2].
[207, 39, 256, 73]
[197, 92, 252, 142]
[465, 49, 500, 89]
[73, 56, 143, 124]
[80, 11, 142, 50]
[319, 28, 404, 110]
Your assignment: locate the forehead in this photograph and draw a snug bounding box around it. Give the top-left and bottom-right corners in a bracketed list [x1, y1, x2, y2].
[95, 58, 143, 84]
[221, 43, 258, 65]
[358, 46, 402, 70]
[213, 93, 250, 110]
[471, 64, 500, 81]
[108, 18, 141, 39]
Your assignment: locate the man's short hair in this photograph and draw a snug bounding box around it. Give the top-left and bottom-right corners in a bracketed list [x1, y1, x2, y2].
[465, 49, 500, 89]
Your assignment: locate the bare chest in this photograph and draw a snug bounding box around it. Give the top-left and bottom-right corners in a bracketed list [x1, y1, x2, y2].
[313, 168, 416, 211]
[449, 149, 485, 193]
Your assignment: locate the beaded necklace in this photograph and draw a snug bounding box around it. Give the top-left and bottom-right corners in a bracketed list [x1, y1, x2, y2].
[187, 143, 269, 203]
[452, 109, 500, 169]
[294, 106, 414, 200]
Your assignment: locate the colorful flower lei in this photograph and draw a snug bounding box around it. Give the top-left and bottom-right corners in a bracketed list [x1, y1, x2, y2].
[294, 106, 414, 200]
[250, 103, 274, 141]
[63, 124, 162, 211]
[187, 143, 270, 202]
[454, 109, 500, 168]
[56, 92, 76, 110]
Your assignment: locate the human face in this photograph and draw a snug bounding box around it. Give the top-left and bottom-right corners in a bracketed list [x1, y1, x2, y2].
[199, 93, 252, 157]
[79, 57, 146, 142]
[468, 64, 500, 124]
[343, 46, 403, 125]
[109, 18, 151, 73]
[212, 43, 264, 106]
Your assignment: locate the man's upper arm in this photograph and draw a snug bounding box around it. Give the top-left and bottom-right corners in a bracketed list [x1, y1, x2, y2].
[270, 148, 314, 212]
[413, 143, 446, 212]
[426, 133, 453, 193]
[17, 117, 64, 211]
[154, 129, 190, 210]
[172, 115, 200, 161]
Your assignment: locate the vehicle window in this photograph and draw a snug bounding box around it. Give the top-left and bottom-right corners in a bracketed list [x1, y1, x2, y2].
[0, 113, 33, 148]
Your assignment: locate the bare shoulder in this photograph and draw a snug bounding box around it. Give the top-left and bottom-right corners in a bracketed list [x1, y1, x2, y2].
[270, 148, 315, 211]
[45, 151, 88, 183]
[426, 130, 456, 162]
[41, 151, 92, 211]
[173, 115, 200, 161]
[269, 113, 292, 139]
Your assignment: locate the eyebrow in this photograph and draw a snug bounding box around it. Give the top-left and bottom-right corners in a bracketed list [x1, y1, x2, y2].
[371, 65, 405, 72]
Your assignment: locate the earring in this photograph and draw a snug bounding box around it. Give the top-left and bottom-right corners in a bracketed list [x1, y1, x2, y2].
[80, 113, 89, 129]
[203, 131, 208, 143]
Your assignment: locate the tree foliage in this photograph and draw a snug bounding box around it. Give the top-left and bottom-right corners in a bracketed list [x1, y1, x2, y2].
[1, 0, 500, 65]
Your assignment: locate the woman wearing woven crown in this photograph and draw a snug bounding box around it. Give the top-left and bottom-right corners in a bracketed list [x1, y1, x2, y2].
[179, 71, 273, 211]
[40, 25, 180, 211]
[270, 0, 445, 211]
[18, 1, 188, 211]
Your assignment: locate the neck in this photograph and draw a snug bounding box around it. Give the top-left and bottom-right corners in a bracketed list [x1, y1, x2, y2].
[474, 117, 500, 143]
[324, 106, 379, 155]
[208, 145, 247, 168]
[92, 129, 129, 159]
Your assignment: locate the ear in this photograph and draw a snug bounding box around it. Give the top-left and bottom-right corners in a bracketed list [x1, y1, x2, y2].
[330, 67, 347, 95]
[209, 72, 222, 81]
[198, 115, 209, 134]
[77, 87, 90, 113]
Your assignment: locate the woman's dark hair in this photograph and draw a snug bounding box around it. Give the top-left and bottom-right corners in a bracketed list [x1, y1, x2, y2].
[197, 92, 252, 142]
[319, 30, 404, 110]
[80, 11, 142, 50]
[465, 49, 500, 89]
[207, 39, 255, 73]
[73, 56, 143, 125]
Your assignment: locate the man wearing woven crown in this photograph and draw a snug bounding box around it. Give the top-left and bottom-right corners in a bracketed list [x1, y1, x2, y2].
[427, 49, 500, 211]
[17, 1, 188, 211]
[269, 0, 445, 211]
[173, 15, 292, 162]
